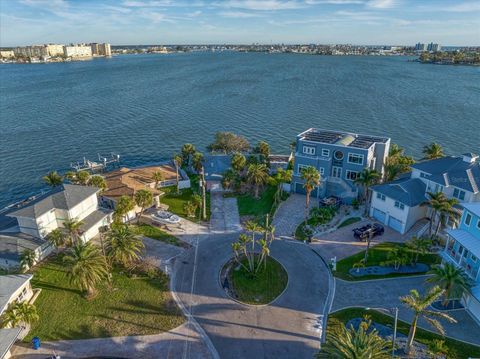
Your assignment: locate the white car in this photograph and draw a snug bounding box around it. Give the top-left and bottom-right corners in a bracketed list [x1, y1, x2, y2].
[151, 210, 181, 224]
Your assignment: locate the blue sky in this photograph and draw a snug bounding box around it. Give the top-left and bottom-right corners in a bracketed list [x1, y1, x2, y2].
[1, 0, 479, 46]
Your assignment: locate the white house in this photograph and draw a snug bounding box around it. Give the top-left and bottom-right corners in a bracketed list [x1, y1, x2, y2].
[370, 154, 480, 234]
[6, 184, 112, 243]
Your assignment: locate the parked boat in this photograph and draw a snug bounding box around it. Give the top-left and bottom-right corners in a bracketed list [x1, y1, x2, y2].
[151, 210, 180, 224]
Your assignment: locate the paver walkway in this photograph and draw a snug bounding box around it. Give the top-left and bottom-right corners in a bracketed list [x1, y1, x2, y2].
[11, 322, 213, 359]
[273, 194, 309, 237]
[209, 192, 241, 233]
[333, 275, 480, 346]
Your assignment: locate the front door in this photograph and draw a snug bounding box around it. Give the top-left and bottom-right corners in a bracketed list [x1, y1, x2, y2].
[332, 166, 342, 178]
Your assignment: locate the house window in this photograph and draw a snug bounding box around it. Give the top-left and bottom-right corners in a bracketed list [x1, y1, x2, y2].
[394, 201, 405, 210]
[465, 213, 472, 226]
[345, 170, 359, 181]
[348, 153, 364, 165]
[376, 192, 386, 201]
[297, 164, 309, 175]
[302, 146, 316, 155]
[321, 149, 330, 157]
[420, 172, 428, 178]
[453, 188, 466, 200]
[319, 167, 325, 175]
[471, 254, 478, 263]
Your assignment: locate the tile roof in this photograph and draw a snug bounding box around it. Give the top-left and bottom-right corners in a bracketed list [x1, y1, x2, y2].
[6, 184, 100, 219]
[371, 177, 426, 207]
[0, 274, 33, 314]
[411, 156, 480, 193]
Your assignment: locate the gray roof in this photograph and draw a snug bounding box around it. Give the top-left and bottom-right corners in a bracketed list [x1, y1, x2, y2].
[0, 328, 22, 359]
[411, 156, 480, 193]
[0, 232, 46, 263]
[203, 154, 232, 180]
[7, 184, 100, 219]
[372, 177, 427, 207]
[0, 274, 33, 314]
[80, 208, 112, 232]
[463, 203, 480, 218]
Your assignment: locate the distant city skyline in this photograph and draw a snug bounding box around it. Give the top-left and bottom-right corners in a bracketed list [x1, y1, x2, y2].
[1, 0, 479, 47]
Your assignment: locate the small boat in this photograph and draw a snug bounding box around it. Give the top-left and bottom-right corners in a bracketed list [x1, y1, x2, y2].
[151, 210, 180, 224]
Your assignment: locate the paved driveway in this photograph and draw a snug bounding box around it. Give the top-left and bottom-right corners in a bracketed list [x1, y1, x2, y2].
[333, 275, 480, 346]
[210, 193, 241, 233]
[273, 194, 309, 238]
[173, 235, 332, 359]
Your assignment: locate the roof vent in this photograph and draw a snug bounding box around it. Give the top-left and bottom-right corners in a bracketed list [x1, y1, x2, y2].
[462, 153, 479, 163]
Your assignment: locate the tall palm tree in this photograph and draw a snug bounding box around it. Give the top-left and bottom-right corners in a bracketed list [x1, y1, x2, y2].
[105, 225, 144, 267]
[181, 143, 196, 166]
[63, 242, 109, 298]
[19, 249, 36, 272]
[151, 171, 163, 190]
[422, 143, 445, 160]
[134, 189, 153, 224]
[231, 153, 247, 174]
[406, 236, 432, 265]
[423, 192, 447, 236]
[76, 170, 91, 185]
[316, 318, 390, 359]
[0, 301, 39, 328]
[275, 167, 292, 199]
[62, 218, 84, 246]
[245, 220, 262, 258]
[354, 168, 380, 216]
[46, 228, 66, 252]
[426, 263, 472, 306]
[114, 195, 135, 223]
[434, 198, 459, 236]
[246, 163, 269, 199]
[173, 154, 183, 193]
[222, 169, 238, 191]
[43, 171, 63, 187]
[88, 175, 107, 191]
[192, 151, 204, 174]
[255, 239, 270, 273]
[301, 166, 321, 222]
[400, 286, 456, 354]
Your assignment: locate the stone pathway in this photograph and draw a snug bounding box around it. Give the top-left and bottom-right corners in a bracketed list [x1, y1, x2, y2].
[273, 194, 309, 238]
[11, 322, 213, 359]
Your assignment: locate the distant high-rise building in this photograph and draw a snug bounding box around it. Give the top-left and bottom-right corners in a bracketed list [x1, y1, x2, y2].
[90, 43, 111, 56]
[45, 44, 64, 57]
[415, 43, 427, 51]
[14, 45, 48, 58]
[64, 44, 92, 58]
[427, 42, 441, 52]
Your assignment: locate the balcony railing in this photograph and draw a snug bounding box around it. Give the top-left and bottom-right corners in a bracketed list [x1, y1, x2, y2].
[442, 250, 478, 280]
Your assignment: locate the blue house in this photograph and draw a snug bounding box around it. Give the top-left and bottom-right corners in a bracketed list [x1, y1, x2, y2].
[442, 203, 480, 321]
[292, 128, 391, 203]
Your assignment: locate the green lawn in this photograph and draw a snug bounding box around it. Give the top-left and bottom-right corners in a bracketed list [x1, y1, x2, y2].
[328, 308, 480, 359]
[26, 255, 184, 341]
[334, 242, 441, 281]
[161, 185, 211, 222]
[130, 223, 184, 247]
[230, 256, 288, 304]
[237, 185, 277, 217]
[338, 217, 361, 228]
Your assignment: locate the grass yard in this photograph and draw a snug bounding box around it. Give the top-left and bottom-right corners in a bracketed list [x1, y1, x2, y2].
[230, 256, 288, 305]
[334, 242, 441, 281]
[338, 217, 361, 228]
[161, 185, 211, 222]
[328, 308, 480, 359]
[237, 185, 277, 217]
[130, 223, 183, 247]
[26, 255, 184, 341]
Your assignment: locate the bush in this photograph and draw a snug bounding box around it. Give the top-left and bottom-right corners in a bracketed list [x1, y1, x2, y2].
[351, 198, 360, 209]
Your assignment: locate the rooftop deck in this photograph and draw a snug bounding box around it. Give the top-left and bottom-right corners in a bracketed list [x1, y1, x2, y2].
[298, 128, 390, 149]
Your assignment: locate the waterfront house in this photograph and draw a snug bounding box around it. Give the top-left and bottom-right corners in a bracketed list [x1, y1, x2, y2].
[6, 184, 112, 243]
[441, 203, 480, 321]
[370, 153, 480, 234]
[0, 233, 49, 270]
[100, 163, 190, 220]
[292, 128, 390, 203]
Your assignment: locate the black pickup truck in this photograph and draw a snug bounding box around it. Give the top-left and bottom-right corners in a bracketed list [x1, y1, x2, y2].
[352, 223, 384, 241]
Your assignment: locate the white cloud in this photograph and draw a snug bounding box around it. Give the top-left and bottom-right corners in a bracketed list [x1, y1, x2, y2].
[306, 0, 364, 4]
[440, 1, 480, 13]
[214, 0, 305, 11]
[366, 0, 396, 9]
[122, 0, 173, 7]
[219, 11, 264, 17]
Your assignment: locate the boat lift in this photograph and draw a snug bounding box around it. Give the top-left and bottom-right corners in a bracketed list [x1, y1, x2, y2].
[70, 153, 120, 172]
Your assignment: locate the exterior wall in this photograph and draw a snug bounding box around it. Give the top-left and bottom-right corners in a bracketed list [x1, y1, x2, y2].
[459, 209, 480, 238]
[405, 204, 428, 232]
[64, 45, 92, 58]
[0, 280, 34, 317]
[68, 194, 98, 221]
[36, 209, 58, 238]
[45, 44, 64, 56]
[80, 213, 112, 243]
[15, 217, 41, 238]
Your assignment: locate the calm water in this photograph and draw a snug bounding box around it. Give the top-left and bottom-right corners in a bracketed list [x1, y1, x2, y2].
[0, 52, 479, 208]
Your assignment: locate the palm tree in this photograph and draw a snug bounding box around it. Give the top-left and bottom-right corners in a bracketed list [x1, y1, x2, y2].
[0, 301, 39, 328]
[114, 195, 135, 223]
[406, 236, 432, 265]
[426, 263, 472, 306]
[231, 152, 247, 174]
[19, 249, 36, 272]
[88, 175, 107, 191]
[76, 170, 91, 185]
[400, 286, 457, 354]
[317, 317, 390, 359]
[427, 339, 449, 359]
[191, 152, 204, 173]
[422, 143, 445, 160]
[255, 239, 270, 273]
[46, 228, 66, 252]
[434, 198, 459, 236]
[183, 201, 197, 217]
[245, 220, 262, 259]
[62, 218, 84, 246]
[231, 242, 250, 272]
[301, 166, 321, 222]
[43, 171, 63, 187]
[173, 154, 183, 193]
[275, 167, 292, 199]
[105, 225, 144, 268]
[63, 242, 109, 298]
[354, 168, 381, 216]
[246, 163, 269, 199]
[181, 143, 196, 166]
[152, 171, 163, 188]
[423, 192, 447, 236]
[134, 189, 153, 224]
[222, 169, 238, 191]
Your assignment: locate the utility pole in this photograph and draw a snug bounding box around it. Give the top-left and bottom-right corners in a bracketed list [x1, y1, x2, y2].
[201, 166, 207, 220]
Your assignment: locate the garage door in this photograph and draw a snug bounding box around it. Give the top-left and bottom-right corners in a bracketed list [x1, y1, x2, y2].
[388, 216, 404, 233]
[295, 182, 318, 197]
[372, 208, 386, 223]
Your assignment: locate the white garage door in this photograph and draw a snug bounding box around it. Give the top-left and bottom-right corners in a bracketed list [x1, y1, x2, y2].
[388, 216, 404, 233]
[373, 208, 387, 223]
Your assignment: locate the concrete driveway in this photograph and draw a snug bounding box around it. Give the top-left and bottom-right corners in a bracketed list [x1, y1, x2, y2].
[273, 194, 309, 238]
[210, 192, 241, 233]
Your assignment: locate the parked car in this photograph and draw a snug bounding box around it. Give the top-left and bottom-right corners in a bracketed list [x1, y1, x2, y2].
[352, 223, 384, 241]
[151, 210, 181, 224]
